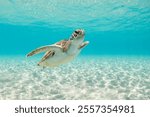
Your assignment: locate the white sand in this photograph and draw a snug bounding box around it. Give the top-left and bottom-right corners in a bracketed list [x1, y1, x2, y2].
[0, 56, 150, 100]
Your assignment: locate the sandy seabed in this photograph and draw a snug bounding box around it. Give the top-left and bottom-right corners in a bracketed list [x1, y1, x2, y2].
[0, 56, 150, 100]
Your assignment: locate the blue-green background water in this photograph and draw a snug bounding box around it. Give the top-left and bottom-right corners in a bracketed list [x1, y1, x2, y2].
[0, 0, 150, 99]
[0, 24, 150, 55]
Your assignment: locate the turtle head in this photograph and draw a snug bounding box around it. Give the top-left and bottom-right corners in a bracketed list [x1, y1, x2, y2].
[69, 29, 85, 41]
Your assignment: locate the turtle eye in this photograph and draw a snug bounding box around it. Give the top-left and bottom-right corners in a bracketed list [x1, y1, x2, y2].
[75, 31, 79, 34]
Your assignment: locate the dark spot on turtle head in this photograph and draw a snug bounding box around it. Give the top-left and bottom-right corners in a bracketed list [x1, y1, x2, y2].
[75, 30, 79, 34]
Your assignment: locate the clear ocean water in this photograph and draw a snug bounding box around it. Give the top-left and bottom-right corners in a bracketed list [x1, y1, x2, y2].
[0, 0, 150, 99]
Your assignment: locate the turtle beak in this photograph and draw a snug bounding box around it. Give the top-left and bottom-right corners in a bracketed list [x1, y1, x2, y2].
[75, 29, 85, 37]
[69, 29, 85, 40]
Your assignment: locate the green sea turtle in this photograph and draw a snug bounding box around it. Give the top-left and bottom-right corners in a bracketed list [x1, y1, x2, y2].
[27, 29, 89, 67]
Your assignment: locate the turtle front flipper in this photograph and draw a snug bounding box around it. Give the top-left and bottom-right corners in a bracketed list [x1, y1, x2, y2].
[78, 41, 89, 49]
[27, 46, 48, 57]
[27, 45, 62, 57]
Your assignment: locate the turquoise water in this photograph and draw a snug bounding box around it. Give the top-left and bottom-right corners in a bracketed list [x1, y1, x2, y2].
[0, 0, 150, 99]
